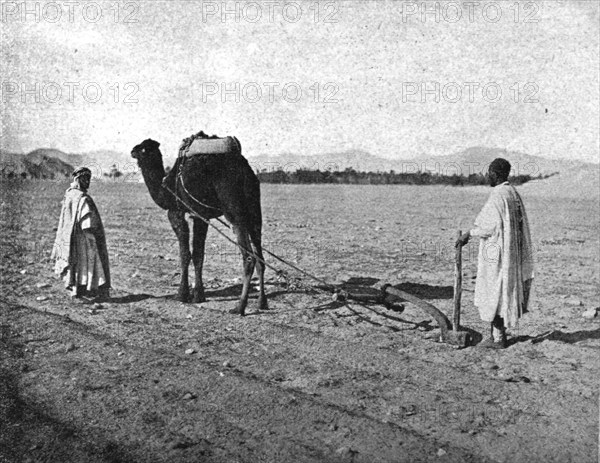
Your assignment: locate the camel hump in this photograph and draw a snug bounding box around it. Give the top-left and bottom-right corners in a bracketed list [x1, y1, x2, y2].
[183, 136, 240, 157]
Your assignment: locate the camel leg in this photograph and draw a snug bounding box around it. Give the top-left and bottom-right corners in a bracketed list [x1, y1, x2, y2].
[191, 218, 208, 303]
[168, 209, 191, 302]
[249, 224, 268, 311]
[229, 226, 255, 316]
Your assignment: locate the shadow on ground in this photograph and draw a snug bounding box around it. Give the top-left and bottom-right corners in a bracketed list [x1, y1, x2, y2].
[107, 293, 155, 304]
[0, 336, 135, 463]
[511, 328, 600, 346]
[109, 278, 455, 307]
[206, 282, 313, 301]
[393, 282, 454, 300]
[337, 278, 454, 301]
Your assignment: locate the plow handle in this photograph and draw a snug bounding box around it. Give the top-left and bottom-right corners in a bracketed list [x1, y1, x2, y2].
[453, 230, 462, 330]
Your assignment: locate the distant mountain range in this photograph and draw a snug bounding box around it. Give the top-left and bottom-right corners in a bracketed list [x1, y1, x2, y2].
[27, 148, 136, 176]
[0, 149, 74, 179]
[0, 148, 137, 180]
[1, 146, 596, 181]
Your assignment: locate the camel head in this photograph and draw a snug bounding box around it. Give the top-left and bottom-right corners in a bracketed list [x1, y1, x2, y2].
[131, 139, 162, 164]
[131, 138, 172, 209]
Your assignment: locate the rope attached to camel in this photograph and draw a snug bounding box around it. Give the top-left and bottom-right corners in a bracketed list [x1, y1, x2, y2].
[161, 182, 471, 347]
[160, 182, 337, 295]
[142, 133, 470, 346]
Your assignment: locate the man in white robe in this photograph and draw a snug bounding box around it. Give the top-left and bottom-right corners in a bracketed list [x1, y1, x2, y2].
[456, 158, 534, 348]
[52, 167, 111, 300]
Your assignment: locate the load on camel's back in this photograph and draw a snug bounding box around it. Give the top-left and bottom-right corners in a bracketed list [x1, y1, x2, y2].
[131, 131, 267, 316]
[180, 131, 240, 157]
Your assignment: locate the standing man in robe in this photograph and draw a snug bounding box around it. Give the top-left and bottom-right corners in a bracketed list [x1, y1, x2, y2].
[52, 167, 111, 300]
[455, 158, 534, 348]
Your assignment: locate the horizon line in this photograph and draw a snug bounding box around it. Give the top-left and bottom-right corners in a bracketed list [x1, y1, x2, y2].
[4, 146, 598, 165]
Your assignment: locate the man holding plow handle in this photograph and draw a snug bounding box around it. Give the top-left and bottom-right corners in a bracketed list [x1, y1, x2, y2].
[456, 158, 534, 349]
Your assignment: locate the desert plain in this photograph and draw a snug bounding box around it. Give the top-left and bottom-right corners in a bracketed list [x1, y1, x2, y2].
[1, 171, 599, 462]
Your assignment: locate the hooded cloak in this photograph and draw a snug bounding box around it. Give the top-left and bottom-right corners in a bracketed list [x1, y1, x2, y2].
[52, 185, 110, 292]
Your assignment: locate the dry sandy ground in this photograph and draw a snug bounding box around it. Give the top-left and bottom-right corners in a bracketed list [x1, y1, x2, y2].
[1, 177, 599, 462]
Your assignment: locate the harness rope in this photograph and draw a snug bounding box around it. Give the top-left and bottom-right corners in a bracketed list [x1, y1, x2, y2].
[161, 182, 338, 295]
[176, 166, 231, 230]
[176, 156, 225, 209]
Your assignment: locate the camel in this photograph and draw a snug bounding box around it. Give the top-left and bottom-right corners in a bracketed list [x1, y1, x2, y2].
[131, 135, 267, 315]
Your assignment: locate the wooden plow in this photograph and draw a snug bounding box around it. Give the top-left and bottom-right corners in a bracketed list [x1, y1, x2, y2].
[160, 184, 473, 348]
[328, 231, 472, 348]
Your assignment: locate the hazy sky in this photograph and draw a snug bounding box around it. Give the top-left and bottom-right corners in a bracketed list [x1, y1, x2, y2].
[2, 0, 599, 162]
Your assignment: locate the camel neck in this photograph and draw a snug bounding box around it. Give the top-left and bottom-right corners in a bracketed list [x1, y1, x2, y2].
[138, 157, 173, 210]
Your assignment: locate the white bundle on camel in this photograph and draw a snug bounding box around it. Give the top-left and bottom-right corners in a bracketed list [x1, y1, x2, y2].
[179, 131, 240, 157]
